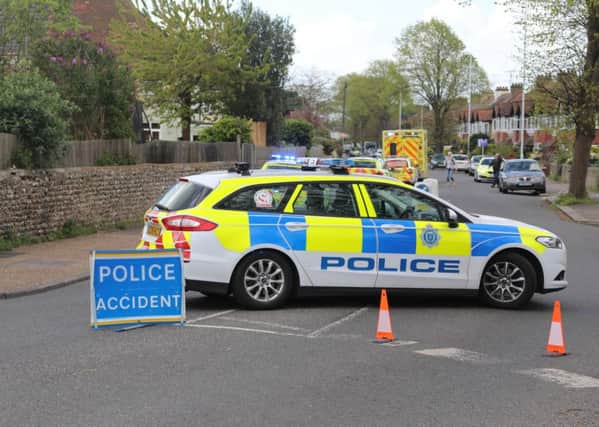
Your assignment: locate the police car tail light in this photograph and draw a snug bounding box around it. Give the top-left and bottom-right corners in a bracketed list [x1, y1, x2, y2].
[162, 215, 217, 232]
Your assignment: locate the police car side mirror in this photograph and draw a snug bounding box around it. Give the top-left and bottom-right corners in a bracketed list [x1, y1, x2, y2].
[447, 208, 459, 228]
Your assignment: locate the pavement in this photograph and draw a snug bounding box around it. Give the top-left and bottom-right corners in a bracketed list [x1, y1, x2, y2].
[544, 180, 599, 226]
[0, 177, 597, 299]
[0, 229, 140, 298]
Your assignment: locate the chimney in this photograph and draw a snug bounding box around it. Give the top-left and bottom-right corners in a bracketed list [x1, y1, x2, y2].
[494, 86, 509, 101]
[510, 83, 523, 95]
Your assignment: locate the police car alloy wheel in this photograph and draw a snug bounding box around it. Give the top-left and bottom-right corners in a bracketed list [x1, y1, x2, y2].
[480, 253, 536, 309]
[232, 251, 294, 309]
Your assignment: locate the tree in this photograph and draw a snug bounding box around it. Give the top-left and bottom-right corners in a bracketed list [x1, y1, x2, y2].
[198, 115, 251, 143]
[288, 68, 334, 130]
[0, 69, 73, 168]
[32, 31, 136, 139]
[109, 0, 250, 141]
[461, 1, 599, 198]
[395, 19, 489, 151]
[225, 2, 295, 145]
[335, 60, 411, 142]
[0, 0, 78, 72]
[281, 119, 313, 147]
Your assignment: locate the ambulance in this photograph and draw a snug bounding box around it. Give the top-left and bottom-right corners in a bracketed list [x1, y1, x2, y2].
[382, 129, 428, 180]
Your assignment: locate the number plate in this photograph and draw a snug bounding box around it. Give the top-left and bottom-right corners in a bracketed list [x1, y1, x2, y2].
[147, 222, 161, 237]
[517, 182, 532, 187]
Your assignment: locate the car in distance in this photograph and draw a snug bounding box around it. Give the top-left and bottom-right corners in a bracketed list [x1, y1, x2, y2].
[344, 157, 388, 176]
[452, 154, 470, 172]
[383, 157, 418, 185]
[137, 165, 567, 310]
[498, 159, 546, 195]
[474, 157, 495, 182]
[469, 155, 483, 176]
[430, 153, 446, 169]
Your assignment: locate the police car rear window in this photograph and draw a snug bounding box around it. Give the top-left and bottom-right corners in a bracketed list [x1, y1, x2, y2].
[154, 181, 212, 211]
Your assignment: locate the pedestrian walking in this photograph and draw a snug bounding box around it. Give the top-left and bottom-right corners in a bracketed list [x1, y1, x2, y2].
[446, 151, 455, 183]
[490, 153, 503, 188]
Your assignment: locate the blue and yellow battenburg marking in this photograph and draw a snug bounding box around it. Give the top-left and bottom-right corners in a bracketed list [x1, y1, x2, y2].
[211, 213, 545, 259]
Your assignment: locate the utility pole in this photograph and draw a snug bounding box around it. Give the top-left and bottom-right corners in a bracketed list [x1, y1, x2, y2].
[420, 105, 424, 129]
[467, 56, 472, 158]
[520, 6, 527, 160]
[340, 80, 348, 155]
[399, 92, 403, 129]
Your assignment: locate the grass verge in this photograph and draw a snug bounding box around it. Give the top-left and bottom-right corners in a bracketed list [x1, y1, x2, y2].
[553, 193, 598, 206]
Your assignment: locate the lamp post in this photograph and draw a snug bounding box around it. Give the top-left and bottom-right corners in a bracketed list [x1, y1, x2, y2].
[519, 7, 527, 159]
[467, 56, 472, 158]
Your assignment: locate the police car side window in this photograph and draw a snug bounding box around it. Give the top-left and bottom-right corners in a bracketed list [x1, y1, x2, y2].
[366, 184, 446, 222]
[215, 185, 292, 212]
[293, 183, 358, 217]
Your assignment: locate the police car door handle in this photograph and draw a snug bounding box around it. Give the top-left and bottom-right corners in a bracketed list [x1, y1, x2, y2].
[285, 222, 309, 231]
[380, 224, 405, 234]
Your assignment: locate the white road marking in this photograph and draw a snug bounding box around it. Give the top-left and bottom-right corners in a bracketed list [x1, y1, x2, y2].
[186, 323, 305, 337]
[186, 309, 237, 324]
[382, 340, 419, 347]
[219, 316, 309, 332]
[414, 347, 501, 364]
[517, 369, 599, 389]
[307, 307, 368, 338]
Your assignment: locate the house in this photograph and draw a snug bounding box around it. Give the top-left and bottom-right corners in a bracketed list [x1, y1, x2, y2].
[457, 84, 599, 148]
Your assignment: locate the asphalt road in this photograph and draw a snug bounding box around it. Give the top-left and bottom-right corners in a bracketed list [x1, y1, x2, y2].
[2, 169, 599, 427]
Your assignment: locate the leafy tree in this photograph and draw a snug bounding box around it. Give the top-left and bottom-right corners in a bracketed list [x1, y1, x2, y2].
[461, 1, 598, 198]
[0, 0, 79, 72]
[395, 19, 489, 151]
[32, 31, 136, 139]
[225, 2, 295, 145]
[198, 116, 251, 143]
[0, 69, 73, 168]
[336, 60, 411, 142]
[110, 0, 250, 141]
[282, 119, 313, 147]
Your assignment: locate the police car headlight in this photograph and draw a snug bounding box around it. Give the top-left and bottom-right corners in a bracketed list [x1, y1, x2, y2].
[536, 236, 563, 249]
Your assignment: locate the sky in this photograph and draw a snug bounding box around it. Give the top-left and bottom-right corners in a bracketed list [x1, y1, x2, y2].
[249, 0, 523, 89]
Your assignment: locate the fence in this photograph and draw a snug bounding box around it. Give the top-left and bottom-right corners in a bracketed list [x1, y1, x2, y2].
[0, 136, 308, 169]
[0, 133, 17, 169]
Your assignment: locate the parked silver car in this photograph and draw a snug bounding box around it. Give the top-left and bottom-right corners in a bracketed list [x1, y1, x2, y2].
[498, 159, 546, 195]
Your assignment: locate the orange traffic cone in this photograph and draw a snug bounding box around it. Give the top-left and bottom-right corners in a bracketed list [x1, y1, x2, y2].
[546, 300, 567, 356]
[374, 289, 394, 342]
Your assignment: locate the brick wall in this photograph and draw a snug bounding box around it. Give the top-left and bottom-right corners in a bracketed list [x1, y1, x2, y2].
[0, 162, 228, 237]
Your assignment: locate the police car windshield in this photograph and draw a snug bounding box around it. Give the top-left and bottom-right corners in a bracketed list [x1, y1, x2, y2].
[480, 158, 493, 165]
[155, 181, 212, 211]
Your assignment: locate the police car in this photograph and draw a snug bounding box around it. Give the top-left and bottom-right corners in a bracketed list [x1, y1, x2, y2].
[137, 164, 567, 309]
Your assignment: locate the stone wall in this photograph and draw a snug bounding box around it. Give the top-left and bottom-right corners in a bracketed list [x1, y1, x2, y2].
[0, 162, 228, 237]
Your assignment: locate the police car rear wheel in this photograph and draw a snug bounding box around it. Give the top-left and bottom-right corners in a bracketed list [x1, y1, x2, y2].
[480, 253, 536, 308]
[232, 251, 294, 309]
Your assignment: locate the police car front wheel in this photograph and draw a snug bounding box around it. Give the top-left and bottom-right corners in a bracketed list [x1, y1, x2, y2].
[232, 251, 294, 309]
[480, 252, 536, 308]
